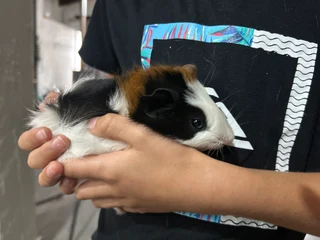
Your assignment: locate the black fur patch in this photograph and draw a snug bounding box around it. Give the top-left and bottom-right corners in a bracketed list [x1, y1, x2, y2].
[131, 70, 207, 140]
[48, 79, 118, 126]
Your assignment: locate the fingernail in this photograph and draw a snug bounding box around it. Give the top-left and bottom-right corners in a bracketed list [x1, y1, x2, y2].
[61, 178, 76, 191]
[36, 129, 48, 141]
[47, 166, 58, 178]
[52, 136, 67, 149]
[88, 117, 98, 129]
[61, 178, 70, 187]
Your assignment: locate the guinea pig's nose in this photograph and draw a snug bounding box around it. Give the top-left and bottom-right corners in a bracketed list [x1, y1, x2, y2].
[223, 131, 235, 146]
[225, 136, 235, 146]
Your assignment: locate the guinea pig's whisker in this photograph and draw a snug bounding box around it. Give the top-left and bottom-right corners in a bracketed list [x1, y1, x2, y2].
[229, 103, 236, 113]
[219, 148, 225, 160]
[239, 121, 256, 126]
[235, 103, 253, 121]
[226, 145, 233, 153]
[207, 149, 215, 157]
[202, 58, 216, 86]
[220, 89, 244, 103]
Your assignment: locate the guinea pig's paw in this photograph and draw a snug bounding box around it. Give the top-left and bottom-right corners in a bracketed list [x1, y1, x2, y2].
[114, 207, 126, 215]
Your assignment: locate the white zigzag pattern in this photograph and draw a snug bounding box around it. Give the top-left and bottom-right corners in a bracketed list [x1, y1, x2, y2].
[220, 215, 277, 230]
[252, 30, 318, 172]
[221, 29, 318, 230]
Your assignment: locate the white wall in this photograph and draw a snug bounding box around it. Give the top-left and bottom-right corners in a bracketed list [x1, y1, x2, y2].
[36, 0, 83, 98]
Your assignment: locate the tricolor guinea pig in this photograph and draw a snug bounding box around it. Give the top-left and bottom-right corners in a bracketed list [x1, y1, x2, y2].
[28, 64, 234, 163]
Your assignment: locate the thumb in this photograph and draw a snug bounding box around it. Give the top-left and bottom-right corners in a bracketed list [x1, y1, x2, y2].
[87, 113, 150, 147]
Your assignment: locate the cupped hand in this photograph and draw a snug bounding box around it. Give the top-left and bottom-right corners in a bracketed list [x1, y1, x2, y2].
[18, 92, 77, 193]
[63, 114, 214, 214]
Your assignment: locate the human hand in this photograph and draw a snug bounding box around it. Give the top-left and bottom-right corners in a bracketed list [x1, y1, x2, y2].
[26, 109, 320, 235]
[18, 92, 77, 193]
[62, 113, 217, 214]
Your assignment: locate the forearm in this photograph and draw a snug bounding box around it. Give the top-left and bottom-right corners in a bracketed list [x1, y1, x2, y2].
[193, 154, 320, 236]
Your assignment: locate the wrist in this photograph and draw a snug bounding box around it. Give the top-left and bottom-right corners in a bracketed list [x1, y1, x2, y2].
[201, 157, 253, 215]
[178, 151, 256, 215]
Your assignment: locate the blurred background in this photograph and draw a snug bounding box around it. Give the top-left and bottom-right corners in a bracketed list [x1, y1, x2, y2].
[0, 1, 100, 239]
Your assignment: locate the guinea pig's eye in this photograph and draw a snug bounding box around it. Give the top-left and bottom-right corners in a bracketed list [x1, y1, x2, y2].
[190, 119, 204, 129]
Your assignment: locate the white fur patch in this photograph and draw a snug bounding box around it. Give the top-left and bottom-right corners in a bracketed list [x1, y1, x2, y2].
[108, 89, 129, 116]
[180, 80, 234, 150]
[28, 107, 128, 163]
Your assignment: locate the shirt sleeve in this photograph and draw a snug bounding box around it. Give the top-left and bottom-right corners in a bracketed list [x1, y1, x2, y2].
[78, 0, 120, 74]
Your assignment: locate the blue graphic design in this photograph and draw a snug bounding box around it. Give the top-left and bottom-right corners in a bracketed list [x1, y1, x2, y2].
[177, 212, 221, 223]
[140, 22, 255, 68]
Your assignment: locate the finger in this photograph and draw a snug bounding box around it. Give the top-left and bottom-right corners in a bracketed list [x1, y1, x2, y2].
[18, 127, 52, 151]
[92, 198, 122, 209]
[75, 180, 119, 200]
[59, 177, 78, 195]
[88, 113, 152, 147]
[63, 152, 122, 180]
[122, 207, 145, 214]
[28, 135, 70, 169]
[38, 161, 64, 187]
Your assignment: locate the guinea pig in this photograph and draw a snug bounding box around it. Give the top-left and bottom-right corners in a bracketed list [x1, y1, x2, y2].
[28, 64, 234, 163]
[28, 64, 234, 215]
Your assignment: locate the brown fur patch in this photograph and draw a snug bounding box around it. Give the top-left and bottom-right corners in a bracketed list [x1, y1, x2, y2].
[116, 64, 198, 115]
[180, 64, 198, 82]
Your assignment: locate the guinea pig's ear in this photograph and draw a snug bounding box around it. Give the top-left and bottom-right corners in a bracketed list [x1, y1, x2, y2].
[182, 64, 197, 80]
[140, 88, 180, 119]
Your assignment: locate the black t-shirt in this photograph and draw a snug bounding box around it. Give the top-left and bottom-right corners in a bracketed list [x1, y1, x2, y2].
[79, 0, 320, 239]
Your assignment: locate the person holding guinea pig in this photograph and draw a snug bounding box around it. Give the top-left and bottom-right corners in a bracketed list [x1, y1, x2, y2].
[18, 1, 320, 240]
